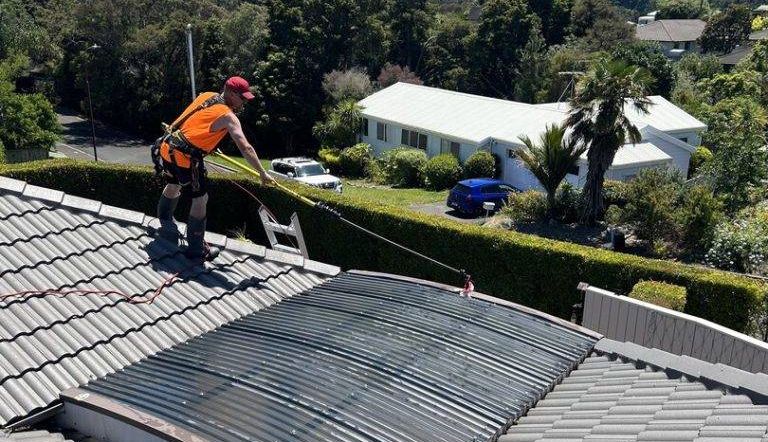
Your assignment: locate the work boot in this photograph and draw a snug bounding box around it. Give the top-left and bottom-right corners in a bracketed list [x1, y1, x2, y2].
[156, 195, 180, 244]
[184, 216, 219, 262]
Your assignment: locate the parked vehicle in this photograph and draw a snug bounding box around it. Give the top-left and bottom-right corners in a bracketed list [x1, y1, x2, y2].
[447, 178, 518, 215]
[269, 158, 343, 193]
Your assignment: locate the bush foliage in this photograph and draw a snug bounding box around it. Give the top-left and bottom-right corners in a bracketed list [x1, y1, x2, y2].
[1, 160, 765, 334]
[630, 280, 687, 311]
[318, 147, 342, 175]
[421, 153, 462, 190]
[338, 143, 373, 178]
[503, 190, 548, 222]
[463, 150, 496, 178]
[377, 147, 427, 187]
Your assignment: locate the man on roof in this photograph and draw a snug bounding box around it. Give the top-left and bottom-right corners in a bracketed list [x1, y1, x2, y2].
[154, 76, 275, 261]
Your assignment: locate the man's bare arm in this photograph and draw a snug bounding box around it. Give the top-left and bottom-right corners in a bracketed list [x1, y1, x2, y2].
[214, 113, 275, 184]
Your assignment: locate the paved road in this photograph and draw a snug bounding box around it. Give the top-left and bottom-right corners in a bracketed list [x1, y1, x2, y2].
[55, 109, 153, 166]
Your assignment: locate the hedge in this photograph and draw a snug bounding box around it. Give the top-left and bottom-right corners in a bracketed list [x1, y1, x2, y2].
[629, 280, 687, 311]
[2, 159, 766, 335]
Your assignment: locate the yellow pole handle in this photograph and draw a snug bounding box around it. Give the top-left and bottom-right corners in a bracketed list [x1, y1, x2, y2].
[211, 152, 317, 208]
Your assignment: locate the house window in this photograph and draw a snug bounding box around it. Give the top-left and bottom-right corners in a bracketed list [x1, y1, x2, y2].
[678, 136, 688, 143]
[377, 122, 387, 142]
[362, 118, 369, 137]
[401, 129, 427, 149]
[440, 138, 461, 157]
[568, 165, 580, 176]
[684, 41, 691, 50]
[507, 149, 517, 159]
[673, 42, 680, 49]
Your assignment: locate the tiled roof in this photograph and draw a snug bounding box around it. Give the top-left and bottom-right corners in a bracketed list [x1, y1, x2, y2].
[0, 177, 337, 427]
[0, 430, 71, 441]
[502, 340, 768, 442]
[635, 19, 706, 42]
[71, 272, 598, 442]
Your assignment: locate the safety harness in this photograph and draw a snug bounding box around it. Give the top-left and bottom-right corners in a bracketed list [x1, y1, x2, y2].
[151, 94, 226, 191]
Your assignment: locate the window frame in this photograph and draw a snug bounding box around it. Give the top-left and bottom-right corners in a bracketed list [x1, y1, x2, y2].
[377, 122, 388, 142]
[362, 118, 369, 137]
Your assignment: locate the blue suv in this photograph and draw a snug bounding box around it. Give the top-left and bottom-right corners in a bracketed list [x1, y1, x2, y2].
[447, 178, 518, 215]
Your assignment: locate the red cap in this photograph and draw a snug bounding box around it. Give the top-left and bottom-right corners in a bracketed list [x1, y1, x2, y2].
[225, 76, 255, 100]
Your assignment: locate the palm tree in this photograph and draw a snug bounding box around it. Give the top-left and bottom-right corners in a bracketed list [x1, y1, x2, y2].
[566, 59, 652, 225]
[518, 123, 586, 217]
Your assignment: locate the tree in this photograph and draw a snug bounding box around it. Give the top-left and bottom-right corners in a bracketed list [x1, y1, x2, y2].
[0, 56, 60, 151]
[473, 0, 542, 98]
[0, 0, 57, 63]
[675, 53, 723, 83]
[377, 63, 422, 88]
[566, 59, 652, 224]
[312, 99, 364, 148]
[529, 0, 573, 45]
[421, 13, 474, 90]
[386, 0, 430, 68]
[322, 68, 374, 104]
[699, 4, 751, 54]
[699, 97, 768, 210]
[611, 42, 674, 96]
[656, 0, 707, 19]
[514, 31, 549, 102]
[699, 70, 762, 105]
[518, 123, 587, 217]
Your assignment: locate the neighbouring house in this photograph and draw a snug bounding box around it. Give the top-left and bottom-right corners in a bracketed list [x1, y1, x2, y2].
[358, 83, 705, 191]
[0, 178, 766, 441]
[755, 4, 768, 16]
[720, 29, 768, 67]
[635, 19, 706, 58]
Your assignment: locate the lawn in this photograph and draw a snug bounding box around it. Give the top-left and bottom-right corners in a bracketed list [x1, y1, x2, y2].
[206, 154, 448, 209]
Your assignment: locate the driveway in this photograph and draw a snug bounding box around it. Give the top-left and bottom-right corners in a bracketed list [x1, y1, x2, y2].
[54, 108, 153, 166]
[410, 202, 493, 224]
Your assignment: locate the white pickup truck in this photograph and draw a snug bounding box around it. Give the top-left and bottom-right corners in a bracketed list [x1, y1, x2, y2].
[269, 157, 343, 193]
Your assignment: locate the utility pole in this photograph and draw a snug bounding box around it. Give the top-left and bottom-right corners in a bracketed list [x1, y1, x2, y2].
[84, 44, 101, 162]
[186, 24, 196, 100]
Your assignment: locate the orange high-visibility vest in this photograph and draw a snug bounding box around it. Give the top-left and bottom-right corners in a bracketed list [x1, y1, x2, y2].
[160, 92, 232, 168]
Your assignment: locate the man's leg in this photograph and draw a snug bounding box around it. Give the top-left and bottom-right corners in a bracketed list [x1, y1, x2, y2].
[185, 193, 209, 259]
[157, 183, 182, 243]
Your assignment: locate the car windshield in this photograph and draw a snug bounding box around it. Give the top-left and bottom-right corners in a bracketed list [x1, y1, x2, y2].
[452, 184, 471, 194]
[296, 164, 326, 177]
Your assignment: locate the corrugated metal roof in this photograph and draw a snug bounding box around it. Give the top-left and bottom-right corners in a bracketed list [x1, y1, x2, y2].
[0, 177, 336, 427]
[76, 272, 597, 442]
[635, 20, 706, 42]
[579, 141, 672, 168]
[502, 342, 768, 442]
[359, 84, 705, 147]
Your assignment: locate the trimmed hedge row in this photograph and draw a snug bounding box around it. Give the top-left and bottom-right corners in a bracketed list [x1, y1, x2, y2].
[2, 160, 766, 334]
[630, 281, 687, 312]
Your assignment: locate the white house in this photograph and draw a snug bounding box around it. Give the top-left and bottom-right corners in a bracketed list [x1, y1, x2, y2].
[357, 83, 706, 191]
[635, 19, 706, 58]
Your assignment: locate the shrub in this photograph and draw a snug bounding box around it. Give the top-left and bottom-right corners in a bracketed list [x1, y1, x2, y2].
[705, 204, 768, 275]
[0, 140, 4, 165]
[630, 281, 687, 312]
[2, 160, 765, 334]
[689, 146, 713, 178]
[338, 143, 373, 178]
[378, 147, 427, 187]
[676, 185, 723, 256]
[603, 180, 630, 207]
[555, 183, 582, 223]
[421, 154, 462, 190]
[322, 68, 373, 104]
[318, 147, 342, 175]
[619, 169, 683, 248]
[463, 150, 496, 178]
[503, 190, 548, 222]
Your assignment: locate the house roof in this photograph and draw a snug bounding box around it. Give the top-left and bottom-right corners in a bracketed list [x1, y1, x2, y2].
[0, 177, 338, 427]
[720, 45, 754, 65]
[580, 141, 673, 168]
[501, 338, 768, 442]
[635, 19, 706, 42]
[0, 429, 71, 441]
[69, 271, 598, 442]
[358, 84, 706, 148]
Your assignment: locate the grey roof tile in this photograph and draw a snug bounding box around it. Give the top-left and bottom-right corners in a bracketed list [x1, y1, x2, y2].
[0, 184, 331, 426]
[505, 351, 768, 442]
[0, 429, 71, 441]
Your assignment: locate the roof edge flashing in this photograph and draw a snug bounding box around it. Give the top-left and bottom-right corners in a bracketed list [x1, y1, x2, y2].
[0, 176, 27, 194]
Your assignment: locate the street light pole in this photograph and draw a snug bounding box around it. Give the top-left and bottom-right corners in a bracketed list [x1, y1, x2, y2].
[186, 24, 196, 100]
[84, 44, 101, 162]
